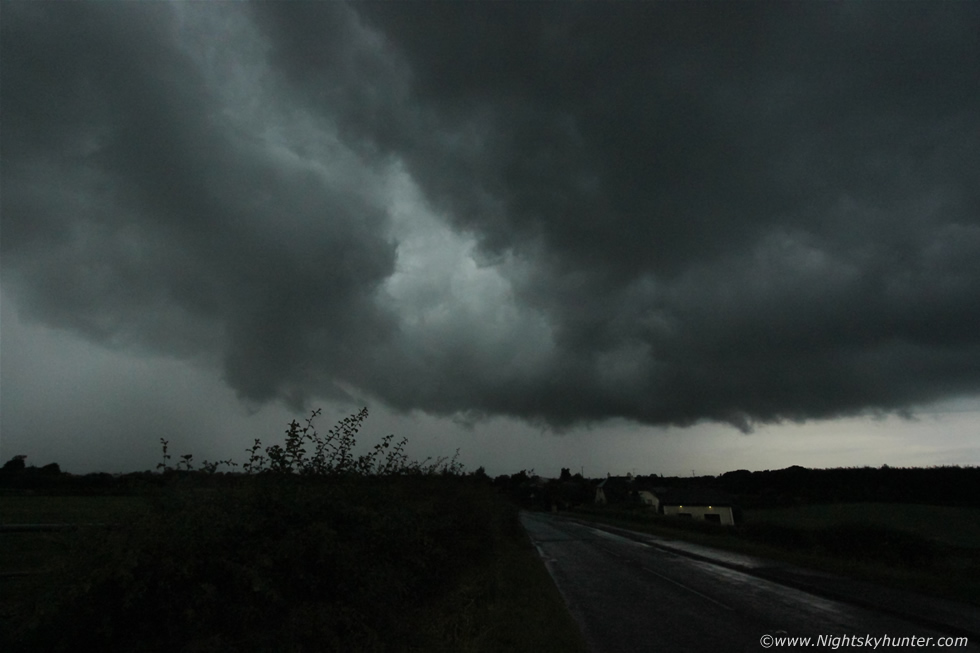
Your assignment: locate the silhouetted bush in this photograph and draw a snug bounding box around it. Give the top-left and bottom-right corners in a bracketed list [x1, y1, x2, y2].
[1, 455, 27, 472]
[7, 408, 486, 652]
[15, 475, 507, 652]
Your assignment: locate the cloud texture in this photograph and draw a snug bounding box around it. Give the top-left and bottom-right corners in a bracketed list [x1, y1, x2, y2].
[3, 1, 979, 432]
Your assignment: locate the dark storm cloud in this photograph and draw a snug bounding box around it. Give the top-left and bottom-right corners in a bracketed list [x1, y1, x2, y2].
[3, 1, 979, 432]
[1, 2, 397, 407]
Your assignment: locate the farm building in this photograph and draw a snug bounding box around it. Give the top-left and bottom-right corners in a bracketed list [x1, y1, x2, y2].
[658, 488, 736, 525]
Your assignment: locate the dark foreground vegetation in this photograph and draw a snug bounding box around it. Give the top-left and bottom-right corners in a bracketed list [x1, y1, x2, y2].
[0, 410, 588, 653]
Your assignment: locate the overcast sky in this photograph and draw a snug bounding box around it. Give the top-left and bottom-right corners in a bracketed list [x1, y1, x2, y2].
[2, 1, 979, 477]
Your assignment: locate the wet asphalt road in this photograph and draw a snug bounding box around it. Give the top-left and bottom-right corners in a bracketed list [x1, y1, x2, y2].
[521, 512, 977, 653]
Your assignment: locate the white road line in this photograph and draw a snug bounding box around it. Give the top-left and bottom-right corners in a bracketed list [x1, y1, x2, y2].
[641, 566, 735, 611]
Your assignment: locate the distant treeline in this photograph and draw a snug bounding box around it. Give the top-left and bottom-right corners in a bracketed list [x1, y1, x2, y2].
[713, 465, 980, 508]
[3, 456, 979, 508]
[485, 465, 980, 510]
[627, 465, 980, 508]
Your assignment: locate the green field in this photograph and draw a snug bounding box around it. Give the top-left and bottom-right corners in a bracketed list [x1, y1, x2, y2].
[1, 494, 152, 579]
[743, 503, 980, 549]
[0, 494, 150, 526]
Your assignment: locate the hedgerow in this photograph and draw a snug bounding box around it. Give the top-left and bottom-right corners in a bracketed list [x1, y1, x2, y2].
[10, 408, 493, 653]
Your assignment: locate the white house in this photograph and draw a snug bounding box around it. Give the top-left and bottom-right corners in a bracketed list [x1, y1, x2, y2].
[635, 490, 660, 510]
[658, 488, 735, 525]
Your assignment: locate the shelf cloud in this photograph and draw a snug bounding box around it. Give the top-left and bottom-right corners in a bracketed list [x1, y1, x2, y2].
[3, 1, 979, 435]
